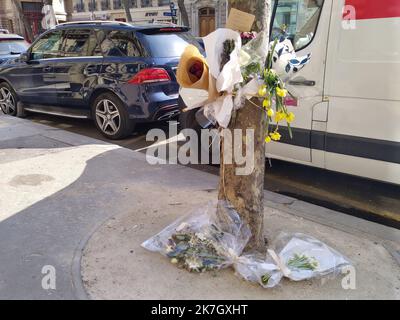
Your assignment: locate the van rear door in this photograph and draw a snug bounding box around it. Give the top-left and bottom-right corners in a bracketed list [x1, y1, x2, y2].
[323, 0, 400, 184]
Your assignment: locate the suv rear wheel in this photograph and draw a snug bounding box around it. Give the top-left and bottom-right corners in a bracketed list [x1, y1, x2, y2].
[0, 82, 17, 116]
[92, 92, 135, 140]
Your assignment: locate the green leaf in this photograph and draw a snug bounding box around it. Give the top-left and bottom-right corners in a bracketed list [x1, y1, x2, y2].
[287, 254, 318, 271]
[261, 273, 271, 286]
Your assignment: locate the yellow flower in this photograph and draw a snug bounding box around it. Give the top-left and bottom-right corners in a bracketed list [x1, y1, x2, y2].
[270, 131, 281, 141]
[263, 99, 271, 109]
[275, 111, 285, 122]
[276, 87, 288, 98]
[171, 258, 178, 264]
[265, 136, 272, 143]
[286, 112, 295, 124]
[267, 108, 274, 118]
[258, 85, 267, 97]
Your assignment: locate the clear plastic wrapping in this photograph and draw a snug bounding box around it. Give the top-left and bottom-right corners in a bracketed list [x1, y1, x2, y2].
[142, 202, 351, 288]
[142, 201, 251, 272]
[271, 233, 351, 282]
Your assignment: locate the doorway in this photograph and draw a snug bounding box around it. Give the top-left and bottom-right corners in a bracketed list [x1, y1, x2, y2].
[199, 7, 215, 37]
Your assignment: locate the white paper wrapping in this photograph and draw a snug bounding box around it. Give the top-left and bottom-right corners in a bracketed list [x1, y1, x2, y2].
[201, 29, 244, 128]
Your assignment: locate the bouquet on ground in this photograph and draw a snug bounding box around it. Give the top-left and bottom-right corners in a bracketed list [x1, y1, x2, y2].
[235, 233, 351, 288]
[142, 201, 251, 273]
[142, 202, 351, 289]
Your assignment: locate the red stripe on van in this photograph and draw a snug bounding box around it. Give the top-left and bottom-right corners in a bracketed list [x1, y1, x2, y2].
[344, 0, 400, 20]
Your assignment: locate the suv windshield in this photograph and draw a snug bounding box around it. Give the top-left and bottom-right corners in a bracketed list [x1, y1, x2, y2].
[138, 31, 203, 58]
[0, 39, 29, 55]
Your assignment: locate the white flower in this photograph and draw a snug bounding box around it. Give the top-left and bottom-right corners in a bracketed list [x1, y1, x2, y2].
[185, 257, 203, 272]
[196, 233, 207, 241]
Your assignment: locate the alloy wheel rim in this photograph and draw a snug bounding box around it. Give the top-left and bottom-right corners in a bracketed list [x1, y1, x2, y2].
[0, 87, 16, 115]
[95, 99, 121, 135]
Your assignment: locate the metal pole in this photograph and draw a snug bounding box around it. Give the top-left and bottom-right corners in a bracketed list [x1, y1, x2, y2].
[91, 0, 95, 20]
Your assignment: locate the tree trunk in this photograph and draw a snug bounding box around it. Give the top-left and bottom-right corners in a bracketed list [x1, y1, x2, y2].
[11, 0, 34, 42]
[122, 0, 133, 22]
[218, 0, 271, 251]
[178, 0, 189, 27]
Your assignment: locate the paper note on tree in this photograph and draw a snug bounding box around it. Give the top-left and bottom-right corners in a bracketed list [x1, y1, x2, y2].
[226, 8, 256, 32]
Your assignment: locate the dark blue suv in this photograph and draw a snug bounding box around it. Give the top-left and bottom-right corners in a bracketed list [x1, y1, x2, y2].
[0, 21, 202, 139]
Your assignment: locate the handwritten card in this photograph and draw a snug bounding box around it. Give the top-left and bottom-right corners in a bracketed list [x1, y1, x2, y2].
[226, 8, 256, 32]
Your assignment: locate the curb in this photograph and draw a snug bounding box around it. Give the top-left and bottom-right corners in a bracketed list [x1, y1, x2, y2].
[70, 214, 119, 300]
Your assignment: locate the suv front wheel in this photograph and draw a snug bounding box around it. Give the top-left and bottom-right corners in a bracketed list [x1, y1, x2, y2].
[0, 82, 17, 116]
[92, 93, 135, 140]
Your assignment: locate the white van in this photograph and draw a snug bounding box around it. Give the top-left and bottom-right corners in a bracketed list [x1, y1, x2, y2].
[266, 0, 400, 185]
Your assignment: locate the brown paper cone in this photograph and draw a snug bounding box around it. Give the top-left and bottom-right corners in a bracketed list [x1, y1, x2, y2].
[177, 45, 209, 90]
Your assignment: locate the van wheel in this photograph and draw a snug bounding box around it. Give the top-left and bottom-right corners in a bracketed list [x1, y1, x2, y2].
[92, 93, 135, 140]
[0, 82, 18, 116]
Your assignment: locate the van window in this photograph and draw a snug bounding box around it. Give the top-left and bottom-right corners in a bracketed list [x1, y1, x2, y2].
[271, 0, 324, 51]
[31, 30, 63, 60]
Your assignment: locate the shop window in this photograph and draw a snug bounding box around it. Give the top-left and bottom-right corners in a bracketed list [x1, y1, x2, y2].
[129, 0, 138, 8]
[115, 0, 137, 9]
[73, 0, 85, 12]
[101, 0, 111, 10]
[88, 0, 97, 11]
[158, 0, 170, 6]
[141, 0, 153, 8]
[113, 0, 123, 9]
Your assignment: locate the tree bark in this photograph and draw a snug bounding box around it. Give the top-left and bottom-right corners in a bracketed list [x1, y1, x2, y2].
[178, 0, 189, 27]
[11, 0, 34, 42]
[218, 0, 271, 251]
[122, 0, 133, 22]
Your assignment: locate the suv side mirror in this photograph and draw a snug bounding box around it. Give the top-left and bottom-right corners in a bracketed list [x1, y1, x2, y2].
[20, 52, 30, 63]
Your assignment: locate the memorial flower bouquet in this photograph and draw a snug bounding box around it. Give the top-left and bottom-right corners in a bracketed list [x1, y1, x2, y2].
[177, 25, 311, 143]
[142, 202, 351, 288]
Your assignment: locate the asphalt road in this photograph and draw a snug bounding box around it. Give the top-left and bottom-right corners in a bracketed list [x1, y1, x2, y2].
[26, 113, 400, 229]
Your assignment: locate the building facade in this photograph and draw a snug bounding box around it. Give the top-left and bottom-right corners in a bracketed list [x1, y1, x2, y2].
[0, 0, 227, 39]
[0, 0, 67, 38]
[68, 0, 177, 23]
[67, 0, 228, 36]
[184, 0, 227, 37]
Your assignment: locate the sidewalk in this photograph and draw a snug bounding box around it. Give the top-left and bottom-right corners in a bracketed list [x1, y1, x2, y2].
[0, 115, 399, 300]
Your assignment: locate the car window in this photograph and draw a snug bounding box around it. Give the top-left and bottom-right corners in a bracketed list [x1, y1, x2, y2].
[98, 30, 144, 57]
[0, 39, 29, 55]
[62, 29, 94, 57]
[271, 0, 324, 51]
[31, 30, 63, 60]
[138, 31, 203, 58]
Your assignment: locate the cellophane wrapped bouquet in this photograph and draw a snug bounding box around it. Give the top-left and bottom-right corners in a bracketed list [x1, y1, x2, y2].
[142, 201, 351, 288]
